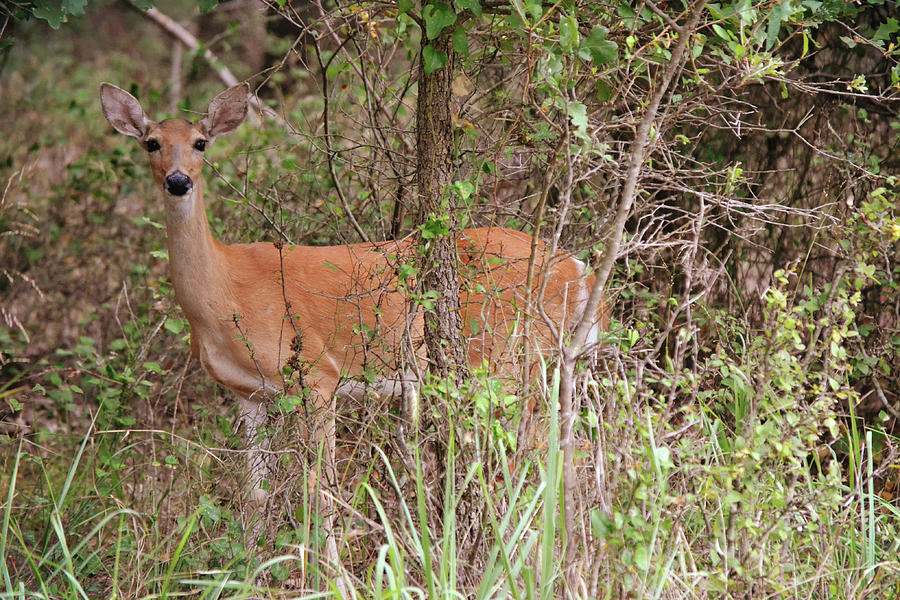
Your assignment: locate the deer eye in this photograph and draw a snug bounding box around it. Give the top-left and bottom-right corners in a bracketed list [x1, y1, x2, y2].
[194, 139, 207, 152]
[146, 139, 160, 152]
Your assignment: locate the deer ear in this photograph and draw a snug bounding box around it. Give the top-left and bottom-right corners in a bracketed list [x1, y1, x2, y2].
[199, 83, 249, 140]
[100, 83, 153, 139]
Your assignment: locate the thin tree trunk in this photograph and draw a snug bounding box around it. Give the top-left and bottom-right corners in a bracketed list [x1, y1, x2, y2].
[559, 1, 709, 594]
[415, 31, 468, 383]
[414, 24, 486, 573]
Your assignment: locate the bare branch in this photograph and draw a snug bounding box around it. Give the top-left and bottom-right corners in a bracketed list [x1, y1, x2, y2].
[124, 0, 285, 128]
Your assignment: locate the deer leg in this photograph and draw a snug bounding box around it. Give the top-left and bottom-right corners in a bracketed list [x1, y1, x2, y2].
[238, 394, 270, 521]
[321, 392, 341, 577]
[303, 377, 350, 594]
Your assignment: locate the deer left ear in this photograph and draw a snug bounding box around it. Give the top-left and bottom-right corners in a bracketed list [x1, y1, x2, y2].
[199, 83, 250, 140]
[100, 83, 154, 139]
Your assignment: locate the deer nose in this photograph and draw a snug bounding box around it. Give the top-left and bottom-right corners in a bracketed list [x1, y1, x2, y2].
[165, 172, 193, 196]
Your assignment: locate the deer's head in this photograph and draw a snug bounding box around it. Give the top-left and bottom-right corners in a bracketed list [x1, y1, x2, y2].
[100, 83, 249, 198]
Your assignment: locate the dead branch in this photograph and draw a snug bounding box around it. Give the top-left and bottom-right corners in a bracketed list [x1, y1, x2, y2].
[124, 0, 285, 128]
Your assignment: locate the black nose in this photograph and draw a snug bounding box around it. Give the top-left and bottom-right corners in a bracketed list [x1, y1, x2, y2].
[165, 172, 193, 196]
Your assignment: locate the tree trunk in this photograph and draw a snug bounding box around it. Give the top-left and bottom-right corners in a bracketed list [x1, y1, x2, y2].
[415, 31, 468, 384]
[414, 24, 486, 576]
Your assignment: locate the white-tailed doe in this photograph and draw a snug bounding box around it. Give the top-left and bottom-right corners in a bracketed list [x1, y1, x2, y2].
[99, 81, 605, 540]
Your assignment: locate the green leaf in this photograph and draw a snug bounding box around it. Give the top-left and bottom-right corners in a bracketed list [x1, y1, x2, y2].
[165, 317, 185, 335]
[419, 290, 439, 310]
[839, 35, 857, 48]
[277, 394, 304, 413]
[506, 11, 524, 32]
[453, 180, 475, 200]
[559, 13, 579, 52]
[143, 361, 163, 374]
[595, 79, 614, 102]
[712, 23, 735, 42]
[801, 0, 822, 10]
[419, 215, 451, 239]
[653, 446, 673, 469]
[30, 0, 66, 28]
[580, 26, 618, 66]
[590, 508, 608, 538]
[452, 25, 469, 56]
[424, 2, 457, 40]
[198, 0, 219, 13]
[634, 544, 650, 571]
[454, 0, 482, 17]
[873, 18, 899, 42]
[398, 0, 415, 15]
[109, 338, 129, 351]
[199, 495, 221, 522]
[62, 0, 87, 16]
[398, 262, 418, 283]
[766, 1, 794, 50]
[423, 44, 448, 74]
[568, 101, 588, 133]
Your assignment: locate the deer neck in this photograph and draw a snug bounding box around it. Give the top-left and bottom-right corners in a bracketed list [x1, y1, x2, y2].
[163, 184, 231, 321]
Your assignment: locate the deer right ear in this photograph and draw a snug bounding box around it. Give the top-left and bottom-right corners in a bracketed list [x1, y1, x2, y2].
[100, 83, 153, 139]
[199, 83, 249, 140]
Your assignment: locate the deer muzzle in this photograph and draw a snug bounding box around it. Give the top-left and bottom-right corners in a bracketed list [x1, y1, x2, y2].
[165, 171, 193, 196]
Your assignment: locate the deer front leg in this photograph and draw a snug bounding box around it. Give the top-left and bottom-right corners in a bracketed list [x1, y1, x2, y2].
[308, 383, 339, 551]
[238, 394, 270, 513]
[317, 386, 350, 596]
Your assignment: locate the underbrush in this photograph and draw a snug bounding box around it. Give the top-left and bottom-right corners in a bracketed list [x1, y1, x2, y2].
[3, 267, 900, 598]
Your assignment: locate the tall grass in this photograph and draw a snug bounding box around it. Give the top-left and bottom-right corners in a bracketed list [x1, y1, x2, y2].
[4, 352, 900, 599]
[0, 368, 580, 599]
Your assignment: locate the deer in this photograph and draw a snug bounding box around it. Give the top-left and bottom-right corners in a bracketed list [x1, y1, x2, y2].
[99, 81, 606, 557]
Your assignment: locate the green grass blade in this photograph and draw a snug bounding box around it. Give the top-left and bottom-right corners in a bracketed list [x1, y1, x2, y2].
[160, 510, 198, 600]
[0, 438, 22, 595]
[439, 415, 457, 593]
[865, 429, 875, 582]
[476, 464, 521, 600]
[415, 443, 438, 600]
[364, 481, 408, 591]
[10, 519, 52, 600]
[50, 512, 90, 600]
[539, 368, 561, 600]
[57, 409, 101, 511]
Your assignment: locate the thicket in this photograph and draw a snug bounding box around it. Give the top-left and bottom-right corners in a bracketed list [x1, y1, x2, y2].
[1, 0, 899, 598]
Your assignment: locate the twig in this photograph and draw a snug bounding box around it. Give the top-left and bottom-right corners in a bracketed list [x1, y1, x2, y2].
[855, 340, 900, 420]
[204, 158, 294, 243]
[169, 33, 183, 112]
[642, 0, 685, 33]
[312, 33, 371, 243]
[572, 0, 709, 356]
[231, 313, 270, 400]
